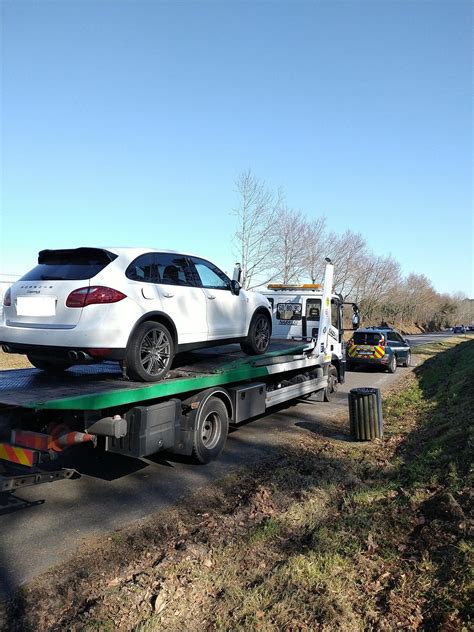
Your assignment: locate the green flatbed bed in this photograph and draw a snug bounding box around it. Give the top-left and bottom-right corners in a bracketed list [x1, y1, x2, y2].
[0, 342, 312, 411]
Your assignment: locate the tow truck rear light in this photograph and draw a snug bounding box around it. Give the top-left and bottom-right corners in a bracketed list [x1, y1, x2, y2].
[3, 288, 11, 307]
[66, 286, 126, 308]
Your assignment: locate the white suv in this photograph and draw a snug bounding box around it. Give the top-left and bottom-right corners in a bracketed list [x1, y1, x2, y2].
[0, 247, 272, 381]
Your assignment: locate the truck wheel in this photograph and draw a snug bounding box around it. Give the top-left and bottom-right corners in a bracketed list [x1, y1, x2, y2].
[241, 313, 271, 355]
[27, 355, 72, 372]
[402, 351, 411, 368]
[387, 355, 397, 374]
[192, 397, 229, 464]
[323, 365, 338, 402]
[126, 321, 174, 382]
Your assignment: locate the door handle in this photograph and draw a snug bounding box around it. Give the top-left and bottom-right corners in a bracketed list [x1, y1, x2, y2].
[207, 294, 216, 300]
[162, 292, 174, 298]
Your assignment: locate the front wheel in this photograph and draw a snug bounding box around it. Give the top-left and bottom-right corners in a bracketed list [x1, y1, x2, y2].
[402, 351, 411, 368]
[192, 397, 229, 464]
[27, 355, 72, 372]
[240, 312, 271, 356]
[323, 365, 338, 402]
[125, 321, 174, 382]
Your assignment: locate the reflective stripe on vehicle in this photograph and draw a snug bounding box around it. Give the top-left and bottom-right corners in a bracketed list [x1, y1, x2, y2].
[348, 344, 385, 359]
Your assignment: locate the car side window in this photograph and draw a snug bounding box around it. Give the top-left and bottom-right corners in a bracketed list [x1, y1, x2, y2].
[125, 253, 160, 283]
[126, 253, 195, 286]
[191, 258, 231, 290]
[156, 254, 195, 286]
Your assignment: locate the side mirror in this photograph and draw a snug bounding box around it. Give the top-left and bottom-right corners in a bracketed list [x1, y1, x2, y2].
[230, 280, 241, 296]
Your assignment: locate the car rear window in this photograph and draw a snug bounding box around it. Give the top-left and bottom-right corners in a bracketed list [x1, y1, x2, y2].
[20, 248, 117, 281]
[353, 332, 382, 345]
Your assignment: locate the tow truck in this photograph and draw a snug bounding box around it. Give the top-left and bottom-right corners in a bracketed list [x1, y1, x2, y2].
[0, 260, 359, 493]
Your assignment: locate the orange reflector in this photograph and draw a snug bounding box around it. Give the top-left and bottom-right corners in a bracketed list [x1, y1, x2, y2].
[0, 443, 37, 467]
[11, 430, 51, 452]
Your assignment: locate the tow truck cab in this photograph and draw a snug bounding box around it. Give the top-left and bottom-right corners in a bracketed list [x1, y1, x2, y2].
[261, 283, 360, 382]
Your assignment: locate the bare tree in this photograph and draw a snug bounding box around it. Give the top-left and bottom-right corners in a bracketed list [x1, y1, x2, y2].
[355, 255, 401, 321]
[325, 230, 368, 299]
[304, 217, 327, 284]
[270, 207, 308, 284]
[232, 170, 284, 289]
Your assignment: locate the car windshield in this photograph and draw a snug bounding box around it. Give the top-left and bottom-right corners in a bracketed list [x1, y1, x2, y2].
[20, 248, 117, 281]
[353, 332, 382, 345]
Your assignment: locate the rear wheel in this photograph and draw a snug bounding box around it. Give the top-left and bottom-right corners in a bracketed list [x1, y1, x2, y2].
[387, 354, 397, 374]
[126, 321, 174, 382]
[27, 355, 72, 372]
[192, 397, 229, 464]
[240, 312, 271, 355]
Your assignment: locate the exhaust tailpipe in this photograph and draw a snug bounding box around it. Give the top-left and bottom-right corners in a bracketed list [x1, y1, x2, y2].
[2, 345, 14, 353]
[68, 350, 93, 362]
[77, 351, 93, 361]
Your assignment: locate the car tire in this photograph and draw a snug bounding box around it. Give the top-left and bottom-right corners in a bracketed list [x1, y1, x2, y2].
[191, 397, 229, 464]
[402, 351, 411, 368]
[323, 365, 338, 402]
[240, 312, 271, 356]
[125, 321, 174, 382]
[27, 355, 73, 372]
[387, 354, 397, 374]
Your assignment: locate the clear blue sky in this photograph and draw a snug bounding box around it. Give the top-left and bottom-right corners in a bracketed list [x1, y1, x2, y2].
[1, 0, 472, 296]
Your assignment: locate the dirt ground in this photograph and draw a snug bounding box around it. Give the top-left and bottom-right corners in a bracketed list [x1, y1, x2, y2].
[0, 351, 32, 370]
[0, 340, 472, 631]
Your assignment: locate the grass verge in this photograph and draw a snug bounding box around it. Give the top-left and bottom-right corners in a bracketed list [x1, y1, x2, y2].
[1, 339, 472, 631]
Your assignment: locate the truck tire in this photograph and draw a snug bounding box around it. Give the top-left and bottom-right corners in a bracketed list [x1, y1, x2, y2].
[323, 365, 338, 402]
[240, 312, 271, 355]
[27, 355, 73, 372]
[192, 397, 229, 464]
[125, 321, 174, 382]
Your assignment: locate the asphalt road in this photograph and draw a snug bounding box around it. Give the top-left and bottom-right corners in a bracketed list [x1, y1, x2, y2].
[0, 332, 457, 596]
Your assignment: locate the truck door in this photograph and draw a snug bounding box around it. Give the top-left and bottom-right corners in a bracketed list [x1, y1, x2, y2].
[305, 298, 321, 339]
[327, 298, 342, 354]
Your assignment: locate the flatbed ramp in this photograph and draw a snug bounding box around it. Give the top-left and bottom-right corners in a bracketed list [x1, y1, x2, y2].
[0, 342, 312, 410]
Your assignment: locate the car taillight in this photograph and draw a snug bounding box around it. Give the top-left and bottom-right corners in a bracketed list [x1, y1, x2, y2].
[66, 286, 126, 308]
[347, 338, 354, 346]
[3, 288, 11, 307]
[378, 336, 385, 347]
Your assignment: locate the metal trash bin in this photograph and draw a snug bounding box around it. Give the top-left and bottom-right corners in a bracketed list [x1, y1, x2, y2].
[348, 387, 383, 440]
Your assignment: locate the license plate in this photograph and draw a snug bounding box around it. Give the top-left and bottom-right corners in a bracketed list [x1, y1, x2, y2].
[16, 296, 56, 317]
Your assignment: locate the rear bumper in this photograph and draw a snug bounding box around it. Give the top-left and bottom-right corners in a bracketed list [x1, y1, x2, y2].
[0, 341, 125, 361]
[347, 354, 391, 366]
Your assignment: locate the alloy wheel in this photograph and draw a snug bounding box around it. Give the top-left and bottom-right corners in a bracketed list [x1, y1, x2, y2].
[140, 328, 172, 376]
